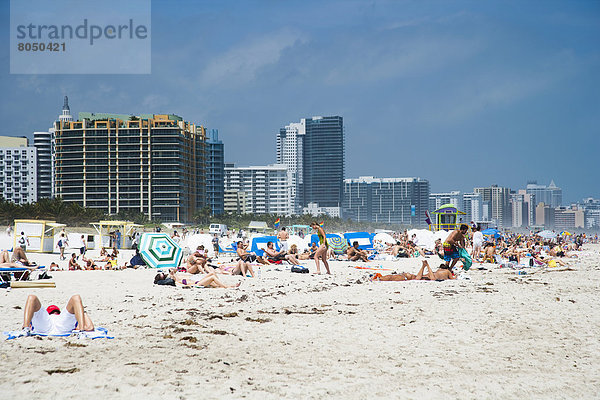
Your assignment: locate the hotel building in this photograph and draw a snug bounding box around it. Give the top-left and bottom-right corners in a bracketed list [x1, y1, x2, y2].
[0, 136, 37, 204]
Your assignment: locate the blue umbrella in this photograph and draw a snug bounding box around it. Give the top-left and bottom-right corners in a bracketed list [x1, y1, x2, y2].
[138, 233, 183, 269]
[481, 228, 501, 239]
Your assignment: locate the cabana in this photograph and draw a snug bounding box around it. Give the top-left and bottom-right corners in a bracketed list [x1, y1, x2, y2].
[248, 221, 269, 233]
[343, 232, 374, 250]
[250, 235, 279, 256]
[90, 221, 142, 249]
[432, 204, 466, 231]
[13, 219, 66, 253]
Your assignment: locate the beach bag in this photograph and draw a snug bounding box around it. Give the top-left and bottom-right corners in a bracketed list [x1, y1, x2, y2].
[458, 248, 472, 271]
[291, 265, 309, 274]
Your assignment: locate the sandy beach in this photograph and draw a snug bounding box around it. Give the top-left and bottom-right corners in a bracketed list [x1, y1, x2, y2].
[1, 244, 599, 399]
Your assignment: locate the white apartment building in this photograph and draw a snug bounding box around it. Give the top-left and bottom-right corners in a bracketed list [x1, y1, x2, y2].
[276, 121, 305, 213]
[224, 163, 293, 216]
[0, 142, 38, 204]
[429, 191, 462, 213]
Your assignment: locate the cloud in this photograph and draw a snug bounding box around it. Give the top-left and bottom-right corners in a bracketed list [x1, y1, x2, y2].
[199, 29, 307, 87]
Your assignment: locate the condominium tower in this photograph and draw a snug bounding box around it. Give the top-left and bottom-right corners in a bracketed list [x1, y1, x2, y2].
[474, 185, 511, 228]
[0, 136, 37, 204]
[277, 116, 344, 213]
[54, 112, 207, 222]
[206, 129, 225, 215]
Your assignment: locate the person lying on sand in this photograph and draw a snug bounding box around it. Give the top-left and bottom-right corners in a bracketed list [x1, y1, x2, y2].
[154, 270, 240, 288]
[371, 260, 455, 281]
[20, 294, 94, 336]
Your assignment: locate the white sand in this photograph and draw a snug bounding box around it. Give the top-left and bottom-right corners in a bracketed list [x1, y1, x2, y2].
[1, 245, 599, 399]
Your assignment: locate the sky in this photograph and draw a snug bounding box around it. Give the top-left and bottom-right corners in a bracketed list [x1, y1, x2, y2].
[1, 0, 599, 204]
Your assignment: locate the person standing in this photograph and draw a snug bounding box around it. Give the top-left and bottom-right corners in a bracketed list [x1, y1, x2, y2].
[57, 232, 68, 260]
[471, 226, 484, 262]
[79, 235, 87, 258]
[443, 224, 468, 269]
[277, 227, 289, 252]
[115, 229, 122, 249]
[212, 234, 219, 256]
[310, 222, 331, 275]
[18, 232, 29, 251]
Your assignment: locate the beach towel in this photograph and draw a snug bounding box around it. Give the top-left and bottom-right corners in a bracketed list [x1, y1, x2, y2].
[4, 327, 114, 340]
[458, 248, 472, 271]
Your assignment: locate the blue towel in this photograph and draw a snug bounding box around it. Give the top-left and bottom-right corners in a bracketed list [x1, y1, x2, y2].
[4, 327, 114, 340]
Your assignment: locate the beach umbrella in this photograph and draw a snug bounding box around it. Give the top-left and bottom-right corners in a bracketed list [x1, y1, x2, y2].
[560, 231, 572, 236]
[327, 235, 348, 255]
[138, 233, 183, 269]
[482, 228, 501, 239]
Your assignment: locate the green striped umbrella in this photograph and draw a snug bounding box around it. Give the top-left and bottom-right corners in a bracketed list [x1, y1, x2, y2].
[138, 233, 183, 269]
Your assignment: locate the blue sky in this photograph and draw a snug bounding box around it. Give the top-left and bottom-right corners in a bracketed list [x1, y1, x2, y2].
[2, 0, 599, 203]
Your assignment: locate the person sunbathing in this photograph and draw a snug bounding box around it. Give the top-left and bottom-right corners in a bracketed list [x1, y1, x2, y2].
[263, 241, 300, 264]
[20, 294, 94, 336]
[347, 241, 369, 262]
[11, 247, 36, 266]
[154, 270, 240, 288]
[371, 260, 455, 281]
[482, 243, 496, 263]
[234, 241, 256, 277]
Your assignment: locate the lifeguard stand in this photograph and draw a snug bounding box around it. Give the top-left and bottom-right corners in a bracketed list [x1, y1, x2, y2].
[13, 219, 66, 253]
[90, 221, 142, 249]
[431, 204, 466, 231]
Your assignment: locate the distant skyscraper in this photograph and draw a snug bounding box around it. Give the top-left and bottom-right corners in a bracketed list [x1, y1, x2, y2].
[34, 131, 52, 199]
[276, 120, 305, 213]
[206, 129, 224, 215]
[474, 185, 511, 228]
[343, 176, 430, 226]
[302, 116, 345, 210]
[526, 180, 562, 208]
[462, 192, 483, 224]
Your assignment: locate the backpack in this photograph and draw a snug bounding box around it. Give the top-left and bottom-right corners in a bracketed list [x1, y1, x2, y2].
[291, 265, 309, 273]
[18, 237, 25, 245]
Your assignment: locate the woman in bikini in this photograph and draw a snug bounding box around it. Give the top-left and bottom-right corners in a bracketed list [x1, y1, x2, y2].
[372, 260, 455, 281]
[310, 222, 331, 274]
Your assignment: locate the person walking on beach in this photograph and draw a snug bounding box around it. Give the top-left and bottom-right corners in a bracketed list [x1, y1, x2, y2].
[18, 232, 29, 251]
[310, 222, 331, 274]
[443, 224, 468, 269]
[57, 232, 68, 260]
[78, 235, 87, 257]
[471, 226, 484, 262]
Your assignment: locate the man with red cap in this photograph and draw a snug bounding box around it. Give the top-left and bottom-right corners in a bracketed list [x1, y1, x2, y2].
[21, 294, 94, 335]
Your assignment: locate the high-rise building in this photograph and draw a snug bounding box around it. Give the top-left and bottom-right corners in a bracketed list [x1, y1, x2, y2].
[429, 191, 463, 214]
[224, 163, 292, 215]
[510, 192, 528, 228]
[343, 176, 430, 226]
[302, 116, 345, 210]
[474, 185, 511, 228]
[54, 112, 207, 222]
[206, 129, 224, 215]
[526, 180, 562, 208]
[0, 136, 37, 204]
[276, 120, 305, 213]
[34, 131, 52, 199]
[535, 202, 555, 228]
[462, 192, 483, 224]
[579, 198, 600, 229]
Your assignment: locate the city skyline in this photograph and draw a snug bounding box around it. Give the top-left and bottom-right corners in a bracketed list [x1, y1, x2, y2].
[1, 1, 599, 203]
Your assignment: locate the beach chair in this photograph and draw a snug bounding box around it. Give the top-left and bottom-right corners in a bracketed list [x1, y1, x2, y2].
[0, 265, 47, 284]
